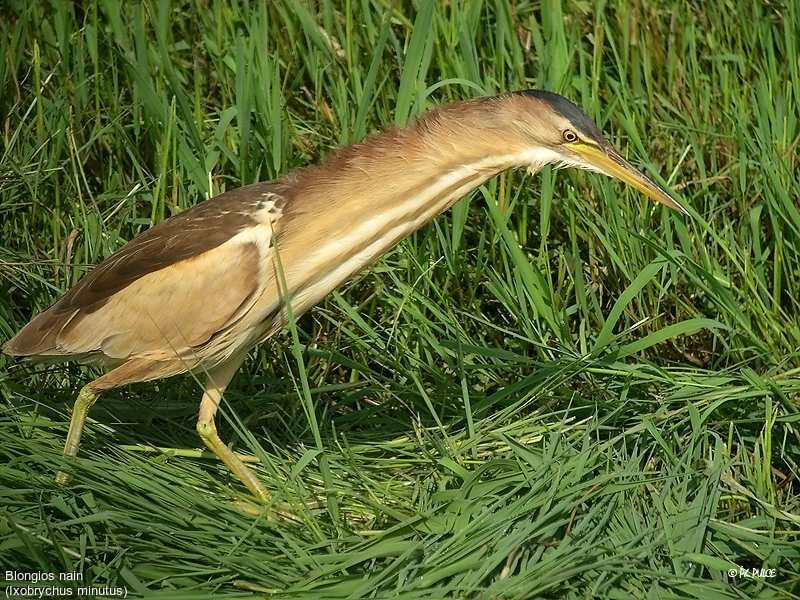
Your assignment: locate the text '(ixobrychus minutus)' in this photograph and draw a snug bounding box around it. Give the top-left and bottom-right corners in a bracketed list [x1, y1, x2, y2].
[4, 91, 688, 501]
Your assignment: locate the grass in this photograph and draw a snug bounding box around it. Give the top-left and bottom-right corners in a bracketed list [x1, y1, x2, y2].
[1, 0, 799, 597]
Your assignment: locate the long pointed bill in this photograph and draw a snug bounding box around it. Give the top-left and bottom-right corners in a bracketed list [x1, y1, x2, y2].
[567, 143, 689, 215]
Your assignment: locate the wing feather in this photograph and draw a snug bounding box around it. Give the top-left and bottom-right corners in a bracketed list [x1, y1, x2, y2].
[4, 181, 286, 361]
[67, 240, 262, 362]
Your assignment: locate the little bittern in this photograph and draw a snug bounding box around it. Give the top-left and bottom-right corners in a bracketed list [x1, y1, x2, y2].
[4, 90, 687, 500]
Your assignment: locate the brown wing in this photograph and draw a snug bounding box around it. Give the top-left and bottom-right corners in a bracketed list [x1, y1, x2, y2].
[59, 239, 263, 362]
[4, 181, 286, 360]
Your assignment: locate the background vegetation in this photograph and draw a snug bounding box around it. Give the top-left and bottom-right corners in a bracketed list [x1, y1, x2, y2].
[1, 0, 799, 597]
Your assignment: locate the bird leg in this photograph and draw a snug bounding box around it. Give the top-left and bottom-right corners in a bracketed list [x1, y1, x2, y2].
[196, 359, 269, 501]
[55, 384, 98, 485]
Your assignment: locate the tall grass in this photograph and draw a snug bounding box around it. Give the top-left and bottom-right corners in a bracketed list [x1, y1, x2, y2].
[1, 0, 798, 597]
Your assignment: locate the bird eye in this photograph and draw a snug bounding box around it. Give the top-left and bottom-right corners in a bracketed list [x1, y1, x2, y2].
[562, 129, 578, 143]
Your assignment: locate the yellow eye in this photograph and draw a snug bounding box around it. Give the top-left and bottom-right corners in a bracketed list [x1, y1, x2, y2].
[562, 129, 578, 143]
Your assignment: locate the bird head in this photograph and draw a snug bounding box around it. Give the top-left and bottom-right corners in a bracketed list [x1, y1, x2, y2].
[505, 90, 688, 215]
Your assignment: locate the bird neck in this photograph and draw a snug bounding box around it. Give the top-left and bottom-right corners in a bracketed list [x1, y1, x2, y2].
[275, 108, 535, 310]
[290, 106, 536, 227]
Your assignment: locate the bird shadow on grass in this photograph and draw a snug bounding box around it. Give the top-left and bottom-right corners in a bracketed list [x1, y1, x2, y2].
[2, 347, 647, 477]
[3, 340, 729, 532]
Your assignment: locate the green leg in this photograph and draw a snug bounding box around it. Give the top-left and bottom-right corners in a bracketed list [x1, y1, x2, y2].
[55, 385, 97, 485]
[196, 357, 269, 502]
[196, 414, 269, 502]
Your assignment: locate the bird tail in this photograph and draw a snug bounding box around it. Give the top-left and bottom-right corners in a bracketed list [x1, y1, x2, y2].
[2, 308, 66, 358]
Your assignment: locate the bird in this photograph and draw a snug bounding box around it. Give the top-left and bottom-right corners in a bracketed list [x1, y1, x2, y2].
[3, 90, 688, 501]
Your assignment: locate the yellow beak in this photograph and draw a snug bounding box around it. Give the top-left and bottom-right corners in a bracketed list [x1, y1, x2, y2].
[567, 142, 689, 215]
